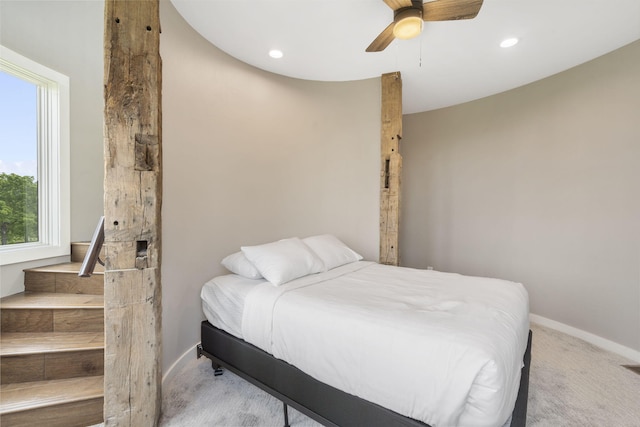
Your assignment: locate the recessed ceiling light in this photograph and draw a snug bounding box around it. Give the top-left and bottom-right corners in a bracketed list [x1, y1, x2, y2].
[500, 37, 519, 48]
[269, 49, 283, 59]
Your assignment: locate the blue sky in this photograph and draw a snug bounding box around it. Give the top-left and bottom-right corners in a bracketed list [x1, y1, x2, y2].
[0, 70, 38, 177]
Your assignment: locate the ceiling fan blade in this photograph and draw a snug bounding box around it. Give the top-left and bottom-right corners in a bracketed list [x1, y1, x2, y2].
[383, 0, 413, 10]
[422, 0, 484, 21]
[366, 21, 396, 52]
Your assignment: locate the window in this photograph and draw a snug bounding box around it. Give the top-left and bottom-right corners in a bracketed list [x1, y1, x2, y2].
[0, 46, 70, 265]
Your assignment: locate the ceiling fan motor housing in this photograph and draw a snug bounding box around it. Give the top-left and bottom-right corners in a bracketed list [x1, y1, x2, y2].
[393, 6, 423, 40]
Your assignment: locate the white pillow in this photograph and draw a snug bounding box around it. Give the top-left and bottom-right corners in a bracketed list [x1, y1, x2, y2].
[241, 237, 325, 286]
[302, 234, 363, 271]
[221, 251, 263, 280]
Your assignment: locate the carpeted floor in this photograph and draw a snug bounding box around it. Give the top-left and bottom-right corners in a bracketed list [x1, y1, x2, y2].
[153, 322, 640, 426]
[526, 324, 640, 427]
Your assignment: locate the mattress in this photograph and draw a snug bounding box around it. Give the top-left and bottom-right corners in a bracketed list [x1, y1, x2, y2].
[201, 261, 529, 427]
[201, 274, 265, 338]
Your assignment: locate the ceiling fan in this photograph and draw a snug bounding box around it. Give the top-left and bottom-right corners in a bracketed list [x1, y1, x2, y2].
[366, 0, 484, 52]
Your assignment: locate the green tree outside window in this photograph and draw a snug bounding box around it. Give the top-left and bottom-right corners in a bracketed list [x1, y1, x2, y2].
[0, 172, 38, 245]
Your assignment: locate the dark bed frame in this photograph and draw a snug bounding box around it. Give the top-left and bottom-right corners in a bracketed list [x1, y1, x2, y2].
[197, 321, 532, 427]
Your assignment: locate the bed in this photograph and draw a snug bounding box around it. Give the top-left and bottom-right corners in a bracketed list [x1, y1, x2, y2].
[197, 235, 531, 427]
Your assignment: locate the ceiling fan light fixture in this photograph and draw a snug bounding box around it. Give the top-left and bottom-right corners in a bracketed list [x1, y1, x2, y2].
[393, 9, 423, 40]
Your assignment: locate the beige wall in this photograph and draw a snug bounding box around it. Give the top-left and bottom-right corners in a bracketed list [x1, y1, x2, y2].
[402, 40, 640, 352]
[0, 0, 380, 372]
[4, 0, 636, 371]
[160, 2, 380, 372]
[0, 1, 104, 297]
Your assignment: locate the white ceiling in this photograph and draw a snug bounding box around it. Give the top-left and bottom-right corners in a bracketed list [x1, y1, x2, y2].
[170, 0, 640, 114]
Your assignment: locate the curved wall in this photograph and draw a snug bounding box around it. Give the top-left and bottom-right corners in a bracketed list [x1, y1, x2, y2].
[402, 40, 640, 354]
[6, 0, 635, 373]
[160, 1, 381, 372]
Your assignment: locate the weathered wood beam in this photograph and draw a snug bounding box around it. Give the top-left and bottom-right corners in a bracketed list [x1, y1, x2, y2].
[379, 72, 402, 266]
[103, 0, 162, 425]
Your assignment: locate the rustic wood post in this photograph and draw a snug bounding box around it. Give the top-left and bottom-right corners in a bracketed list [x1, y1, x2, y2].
[379, 72, 402, 266]
[103, 0, 162, 425]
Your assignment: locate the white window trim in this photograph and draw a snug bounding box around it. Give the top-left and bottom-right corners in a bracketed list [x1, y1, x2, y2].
[0, 46, 70, 266]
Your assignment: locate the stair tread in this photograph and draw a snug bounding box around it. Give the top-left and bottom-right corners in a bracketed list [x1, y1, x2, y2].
[0, 292, 104, 309]
[24, 261, 104, 275]
[0, 332, 104, 356]
[0, 376, 104, 414]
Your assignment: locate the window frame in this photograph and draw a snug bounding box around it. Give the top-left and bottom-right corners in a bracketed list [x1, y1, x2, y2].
[0, 45, 70, 265]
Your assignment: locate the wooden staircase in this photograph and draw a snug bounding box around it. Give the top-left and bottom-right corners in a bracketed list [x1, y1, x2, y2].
[0, 243, 104, 427]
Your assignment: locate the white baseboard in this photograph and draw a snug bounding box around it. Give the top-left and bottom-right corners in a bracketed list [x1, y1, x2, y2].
[530, 314, 640, 363]
[162, 342, 200, 386]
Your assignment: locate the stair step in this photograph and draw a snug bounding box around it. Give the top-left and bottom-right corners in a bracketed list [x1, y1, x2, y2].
[70, 242, 89, 263]
[24, 262, 104, 295]
[0, 292, 103, 309]
[0, 376, 104, 427]
[25, 262, 104, 275]
[1, 332, 104, 384]
[1, 293, 104, 333]
[70, 241, 105, 263]
[0, 248, 106, 425]
[0, 375, 104, 412]
[1, 332, 104, 357]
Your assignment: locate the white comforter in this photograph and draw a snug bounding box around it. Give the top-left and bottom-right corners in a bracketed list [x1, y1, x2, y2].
[242, 261, 529, 427]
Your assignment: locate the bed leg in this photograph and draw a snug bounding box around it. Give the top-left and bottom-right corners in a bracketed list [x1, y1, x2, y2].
[212, 362, 224, 376]
[283, 402, 290, 427]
